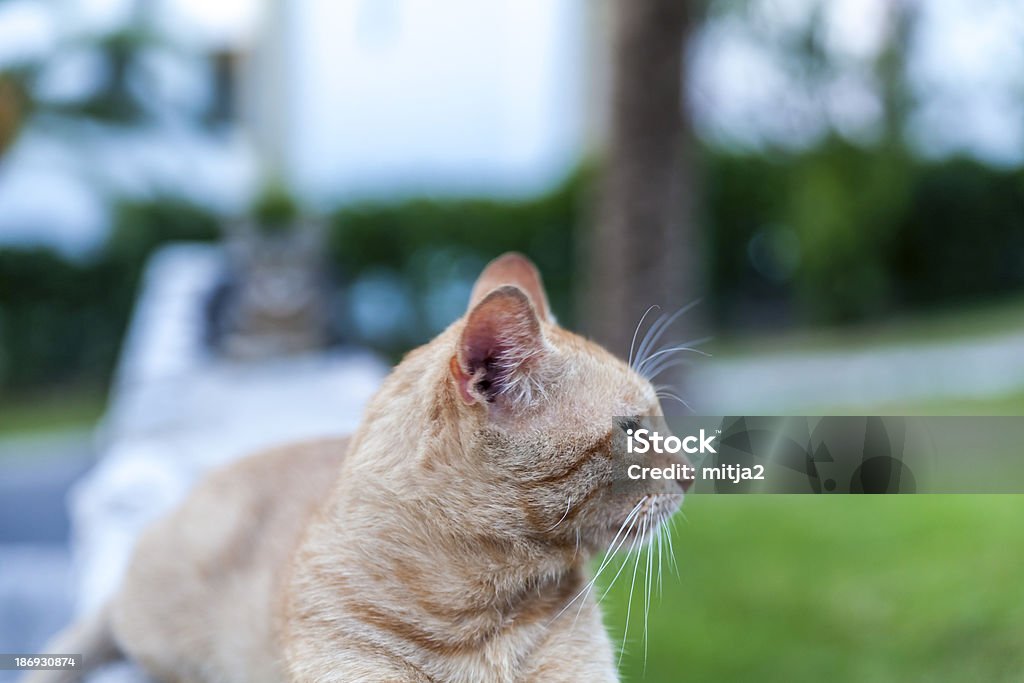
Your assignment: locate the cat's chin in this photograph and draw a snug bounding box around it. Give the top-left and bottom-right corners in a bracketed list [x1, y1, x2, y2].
[594, 492, 685, 551]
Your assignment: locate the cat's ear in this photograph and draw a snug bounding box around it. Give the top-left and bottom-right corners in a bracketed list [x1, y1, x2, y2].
[469, 252, 552, 322]
[452, 285, 546, 407]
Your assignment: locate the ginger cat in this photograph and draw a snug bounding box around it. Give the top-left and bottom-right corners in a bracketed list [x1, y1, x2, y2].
[29, 253, 689, 683]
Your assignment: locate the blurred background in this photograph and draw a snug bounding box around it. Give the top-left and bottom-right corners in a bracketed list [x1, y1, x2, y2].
[0, 0, 1022, 681]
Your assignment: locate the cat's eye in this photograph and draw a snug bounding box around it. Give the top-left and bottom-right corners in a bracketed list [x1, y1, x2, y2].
[619, 417, 641, 434]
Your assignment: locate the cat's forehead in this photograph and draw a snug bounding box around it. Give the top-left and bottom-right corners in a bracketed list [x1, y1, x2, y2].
[545, 324, 656, 405]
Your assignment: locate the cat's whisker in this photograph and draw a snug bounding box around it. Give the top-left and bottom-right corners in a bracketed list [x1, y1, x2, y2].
[597, 520, 645, 604]
[545, 497, 572, 532]
[644, 515, 654, 670]
[655, 387, 689, 399]
[656, 519, 664, 599]
[665, 515, 680, 579]
[656, 389, 693, 409]
[645, 354, 700, 382]
[664, 523, 670, 590]
[618, 514, 647, 668]
[552, 498, 644, 626]
[654, 521, 661, 598]
[636, 344, 711, 376]
[590, 499, 644, 577]
[584, 499, 643, 587]
[647, 331, 713, 360]
[628, 305, 660, 368]
[634, 300, 702, 371]
[644, 338, 711, 377]
[634, 312, 667, 372]
[572, 511, 642, 631]
[656, 391, 695, 414]
[665, 523, 673, 581]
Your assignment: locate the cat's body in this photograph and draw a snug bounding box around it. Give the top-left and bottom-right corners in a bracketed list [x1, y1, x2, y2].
[30, 253, 687, 683]
[113, 440, 346, 683]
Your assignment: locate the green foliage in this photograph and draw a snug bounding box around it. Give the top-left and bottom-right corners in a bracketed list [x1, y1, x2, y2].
[252, 184, 301, 234]
[327, 171, 586, 352]
[0, 199, 218, 394]
[786, 140, 911, 321]
[894, 159, 1024, 306]
[106, 199, 220, 262]
[705, 141, 1024, 328]
[0, 249, 120, 392]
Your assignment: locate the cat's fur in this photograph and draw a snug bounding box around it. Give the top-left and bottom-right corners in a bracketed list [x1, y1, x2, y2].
[29, 253, 688, 683]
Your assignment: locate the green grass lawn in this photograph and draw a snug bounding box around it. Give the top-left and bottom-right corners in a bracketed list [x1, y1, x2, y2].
[604, 495, 1024, 683]
[868, 392, 1024, 416]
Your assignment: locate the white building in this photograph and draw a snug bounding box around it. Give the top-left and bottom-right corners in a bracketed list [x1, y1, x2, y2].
[0, 0, 593, 255]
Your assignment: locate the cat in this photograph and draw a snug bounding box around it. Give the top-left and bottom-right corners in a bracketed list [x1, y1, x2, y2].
[28, 253, 689, 683]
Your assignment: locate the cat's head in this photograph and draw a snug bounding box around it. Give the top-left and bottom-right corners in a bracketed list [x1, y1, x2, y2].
[446, 253, 690, 555]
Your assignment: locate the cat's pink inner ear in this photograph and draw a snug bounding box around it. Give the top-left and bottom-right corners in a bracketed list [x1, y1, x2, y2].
[450, 355, 477, 404]
[455, 285, 543, 404]
[468, 252, 552, 322]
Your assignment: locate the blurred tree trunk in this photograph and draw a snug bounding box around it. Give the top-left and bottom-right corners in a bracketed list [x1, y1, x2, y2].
[0, 74, 26, 161]
[585, 0, 701, 360]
